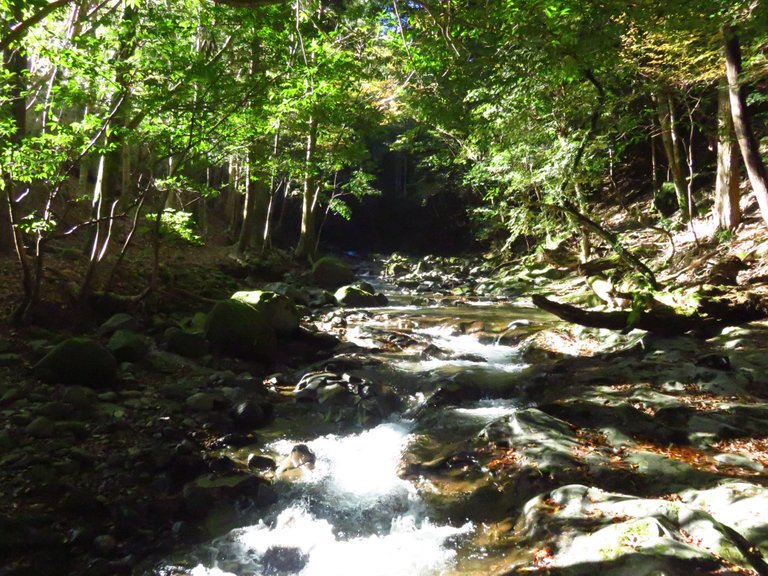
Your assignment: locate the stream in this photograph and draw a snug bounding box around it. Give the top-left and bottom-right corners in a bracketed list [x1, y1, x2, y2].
[150, 289, 554, 576]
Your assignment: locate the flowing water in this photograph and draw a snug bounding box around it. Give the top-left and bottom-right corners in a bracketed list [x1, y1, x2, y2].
[151, 294, 551, 576]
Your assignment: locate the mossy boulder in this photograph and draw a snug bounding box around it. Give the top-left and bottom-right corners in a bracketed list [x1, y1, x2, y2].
[164, 327, 208, 358]
[262, 282, 310, 306]
[231, 290, 300, 336]
[334, 284, 388, 307]
[96, 313, 138, 337]
[33, 337, 117, 388]
[204, 300, 277, 360]
[311, 256, 354, 288]
[107, 329, 150, 362]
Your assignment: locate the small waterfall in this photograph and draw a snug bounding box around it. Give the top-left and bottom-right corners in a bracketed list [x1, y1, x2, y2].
[179, 422, 473, 576]
[151, 296, 542, 576]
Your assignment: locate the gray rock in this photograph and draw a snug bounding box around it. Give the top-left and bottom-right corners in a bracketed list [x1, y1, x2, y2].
[517, 484, 755, 574]
[33, 337, 117, 388]
[714, 453, 764, 472]
[680, 480, 768, 556]
[478, 408, 580, 473]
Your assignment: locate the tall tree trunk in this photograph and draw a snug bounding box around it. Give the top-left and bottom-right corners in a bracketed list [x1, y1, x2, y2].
[713, 77, 742, 232]
[0, 41, 26, 253]
[237, 159, 256, 256]
[295, 113, 319, 260]
[723, 25, 768, 226]
[3, 0, 35, 320]
[226, 158, 242, 241]
[655, 90, 689, 220]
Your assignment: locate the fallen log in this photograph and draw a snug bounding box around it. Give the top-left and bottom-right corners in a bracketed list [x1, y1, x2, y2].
[531, 294, 767, 337]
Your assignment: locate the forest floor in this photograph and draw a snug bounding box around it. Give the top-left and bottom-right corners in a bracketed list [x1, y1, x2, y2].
[1, 191, 768, 575]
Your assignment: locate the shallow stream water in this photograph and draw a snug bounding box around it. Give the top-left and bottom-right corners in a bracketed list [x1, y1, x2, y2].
[152, 294, 551, 576]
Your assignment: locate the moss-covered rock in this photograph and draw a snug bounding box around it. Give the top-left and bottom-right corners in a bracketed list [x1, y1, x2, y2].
[96, 313, 138, 337]
[107, 329, 150, 363]
[333, 284, 388, 307]
[262, 282, 310, 306]
[33, 337, 117, 388]
[311, 256, 354, 288]
[164, 327, 208, 358]
[204, 299, 277, 360]
[231, 290, 300, 336]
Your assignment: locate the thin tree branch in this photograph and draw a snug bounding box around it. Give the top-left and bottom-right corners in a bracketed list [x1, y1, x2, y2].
[0, 0, 75, 53]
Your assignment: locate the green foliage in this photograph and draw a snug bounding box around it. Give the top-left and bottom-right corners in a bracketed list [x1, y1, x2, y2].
[714, 228, 735, 244]
[146, 209, 203, 246]
[328, 170, 381, 221]
[16, 213, 56, 234]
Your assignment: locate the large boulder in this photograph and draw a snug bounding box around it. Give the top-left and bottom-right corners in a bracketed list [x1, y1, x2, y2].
[231, 290, 300, 336]
[204, 300, 277, 360]
[164, 327, 208, 358]
[514, 484, 759, 574]
[96, 313, 138, 337]
[311, 256, 354, 288]
[334, 284, 388, 307]
[107, 329, 150, 363]
[33, 337, 117, 388]
[262, 282, 310, 307]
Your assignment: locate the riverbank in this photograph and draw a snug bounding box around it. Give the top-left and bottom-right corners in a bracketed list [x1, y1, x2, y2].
[2, 196, 768, 575]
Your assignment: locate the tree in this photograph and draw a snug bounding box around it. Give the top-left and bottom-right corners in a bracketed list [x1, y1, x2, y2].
[723, 24, 768, 227]
[713, 77, 741, 232]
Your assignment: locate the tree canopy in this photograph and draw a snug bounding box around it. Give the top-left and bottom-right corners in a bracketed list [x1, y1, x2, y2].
[1, 0, 768, 319]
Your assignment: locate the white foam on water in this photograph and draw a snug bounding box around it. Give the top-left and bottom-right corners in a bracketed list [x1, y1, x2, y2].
[181, 422, 473, 576]
[419, 326, 520, 363]
[453, 399, 519, 422]
[227, 507, 472, 576]
[271, 421, 415, 498]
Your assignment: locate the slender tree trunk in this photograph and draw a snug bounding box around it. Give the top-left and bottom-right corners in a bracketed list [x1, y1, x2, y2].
[713, 77, 742, 232]
[79, 155, 107, 302]
[295, 113, 319, 260]
[0, 41, 26, 252]
[226, 158, 241, 241]
[723, 25, 768, 226]
[655, 91, 689, 220]
[3, 0, 35, 320]
[237, 160, 257, 256]
[236, 151, 271, 256]
[261, 123, 283, 252]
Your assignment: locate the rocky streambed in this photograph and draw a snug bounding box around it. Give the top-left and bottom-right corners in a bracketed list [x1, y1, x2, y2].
[3, 253, 768, 576]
